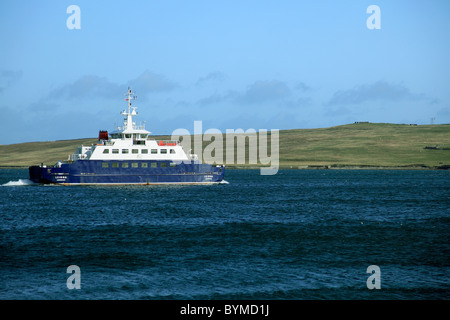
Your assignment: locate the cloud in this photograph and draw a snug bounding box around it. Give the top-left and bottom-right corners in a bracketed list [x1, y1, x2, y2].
[197, 93, 228, 107]
[47, 71, 177, 101]
[236, 80, 291, 104]
[327, 80, 430, 106]
[129, 70, 178, 93]
[0, 69, 22, 92]
[195, 71, 226, 86]
[50, 75, 121, 100]
[27, 101, 61, 114]
[196, 79, 311, 108]
[295, 81, 311, 92]
[282, 97, 313, 109]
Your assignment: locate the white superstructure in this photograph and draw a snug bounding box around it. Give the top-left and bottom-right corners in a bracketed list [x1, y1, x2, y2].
[68, 88, 195, 163]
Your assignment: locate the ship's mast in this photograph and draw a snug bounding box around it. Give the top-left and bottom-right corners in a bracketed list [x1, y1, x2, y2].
[122, 87, 137, 130]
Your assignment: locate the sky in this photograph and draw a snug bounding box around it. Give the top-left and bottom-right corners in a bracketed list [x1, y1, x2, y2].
[0, 0, 449, 144]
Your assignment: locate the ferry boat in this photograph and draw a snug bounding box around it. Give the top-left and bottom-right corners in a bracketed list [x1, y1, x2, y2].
[29, 88, 225, 185]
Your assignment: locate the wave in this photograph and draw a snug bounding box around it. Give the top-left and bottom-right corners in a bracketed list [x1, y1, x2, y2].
[2, 179, 36, 186]
[219, 180, 229, 184]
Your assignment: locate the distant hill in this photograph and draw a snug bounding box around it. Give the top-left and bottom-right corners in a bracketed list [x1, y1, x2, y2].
[0, 123, 449, 169]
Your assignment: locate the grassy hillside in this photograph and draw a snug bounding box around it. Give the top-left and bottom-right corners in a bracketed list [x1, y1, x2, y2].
[276, 123, 450, 168]
[0, 123, 449, 168]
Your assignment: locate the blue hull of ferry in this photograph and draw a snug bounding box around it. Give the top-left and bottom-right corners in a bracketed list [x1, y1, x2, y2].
[29, 160, 225, 185]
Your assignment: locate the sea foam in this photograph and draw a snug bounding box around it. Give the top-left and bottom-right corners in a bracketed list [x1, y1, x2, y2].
[2, 179, 35, 186]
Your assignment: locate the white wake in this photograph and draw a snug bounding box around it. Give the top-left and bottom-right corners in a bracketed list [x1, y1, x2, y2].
[2, 179, 35, 186]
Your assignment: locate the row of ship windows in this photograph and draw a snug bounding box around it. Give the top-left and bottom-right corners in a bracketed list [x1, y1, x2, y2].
[103, 148, 176, 154]
[110, 133, 148, 139]
[101, 162, 177, 168]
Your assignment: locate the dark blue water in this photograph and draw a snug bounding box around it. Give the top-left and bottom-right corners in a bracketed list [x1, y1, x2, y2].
[1, 169, 449, 299]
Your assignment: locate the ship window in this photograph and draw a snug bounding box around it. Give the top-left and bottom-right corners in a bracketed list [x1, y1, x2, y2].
[132, 162, 139, 168]
[151, 149, 157, 154]
[161, 162, 168, 167]
[125, 134, 132, 139]
[122, 149, 129, 154]
[161, 149, 167, 154]
[102, 162, 109, 168]
[112, 149, 119, 154]
[151, 162, 157, 168]
[141, 134, 147, 139]
[170, 149, 175, 154]
[142, 149, 148, 154]
[112, 162, 119, 168]
[132, 149, 138, 154]
[170, 162, 176, 167]
[103, 149, 109, 154]
[141, 162, 148, 168]
[122, 162, 129, 168]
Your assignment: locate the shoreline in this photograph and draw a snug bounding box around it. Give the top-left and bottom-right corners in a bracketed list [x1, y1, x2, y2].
[2, 164, 448, 170]
[227, 165, 450, 170]
[1, 123, 448, 169]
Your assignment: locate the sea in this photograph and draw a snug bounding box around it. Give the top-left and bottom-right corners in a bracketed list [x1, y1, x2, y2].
[0, 168, 449, 301]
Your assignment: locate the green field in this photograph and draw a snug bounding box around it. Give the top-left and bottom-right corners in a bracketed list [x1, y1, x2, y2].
[0, 123, 449, 169]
